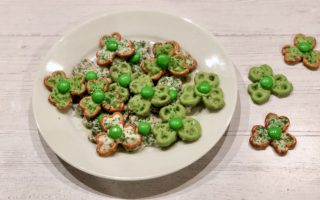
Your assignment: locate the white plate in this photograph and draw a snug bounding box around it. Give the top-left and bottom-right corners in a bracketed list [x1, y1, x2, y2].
[32, 11, 237, 181]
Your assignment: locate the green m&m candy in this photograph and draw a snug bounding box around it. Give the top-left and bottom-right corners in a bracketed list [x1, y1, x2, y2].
[85, 71, 97, 81]
[298, 42, 312, 53]
[196, 81, 212, 94]
[118, 74, 131, 87]
[57, 80, 70, 94]
[138, 122, 151, 136]
[92, 90, 105, 104]
[108, 125, 123, 139]
[106, 40, 119, 51]
[260, 76, 273, 90]
[129, 52, 141, 64]
[141, 86, 155, 99]
[156, 54, 170, 69]
[169, 117, 183, 130]
[168, 88, 178, 100]
[267, 126, 282, 140]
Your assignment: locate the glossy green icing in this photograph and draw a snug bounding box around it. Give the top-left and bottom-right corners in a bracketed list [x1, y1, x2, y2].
[152, 123, 177, 147]
[178, 118, 201, 142]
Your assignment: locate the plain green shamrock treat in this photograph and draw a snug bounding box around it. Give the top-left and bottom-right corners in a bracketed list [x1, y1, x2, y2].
[152, 116, 201, 147]
[247, 64, 293, 104]
[159, 104, 187, 122]
[179, 72, 225, 111]
[128, 85, 174, 117]
[44, 71, 86, 110]
[129, 72, 154, 94]
[109, 61, 132, 82]
[249, 113, 296, 155]
[96, 32, 135, 67]
[282, 34, 320, 70]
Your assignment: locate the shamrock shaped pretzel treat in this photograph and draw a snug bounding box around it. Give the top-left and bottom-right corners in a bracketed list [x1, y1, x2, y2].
[141, 41, 197, 80]
[44, 71, 86, 110]
[179, 72, 225, 111]
[247, 64, 293, 105]
[249, 113, 297, 155]
[96, 32, 135, 67]
[152, 103, 201, 147]
[96, 112, 142, 157]
[282, 33, 320, 70]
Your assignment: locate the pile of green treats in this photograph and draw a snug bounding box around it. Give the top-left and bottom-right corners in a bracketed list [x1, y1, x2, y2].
[43, 32, 226, 157]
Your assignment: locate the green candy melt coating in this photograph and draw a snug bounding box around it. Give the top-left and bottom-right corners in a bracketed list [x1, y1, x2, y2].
[151, 85, 171, 107]
[156, 54, 170, 69]
[108, 125, 123, 139]
[168, 88, 178, 100]
[85, 71, 97, 81]
[259, 76, 273, 90]
[106, 40, 118, 51]
[271, 74, 293, 98]
[196, 81, 212, 94]
[92, 90, 105, 104]
[179, 85, 201, 107]
[159, 104, 186, 122]
[118, 74, 131, 87]
[248, 64, 273, 83]
[129, 52, 141, 64]
[247, 83, 271, 105]
[152, 123, 177, 148]
[298, 42, 312, 53]
[202, 87, 225, 110]
[127, 95, 151, 117]
[138, 122, 151, 136]
[194, 72, 219, 87]
[141, 86, 155, 99]
[57, 80, 70, 94]
[129, 72, 154, 94]
[267, 127, 282, 140]
[169, 117, 183, 130]
[178, 118, 201, 142]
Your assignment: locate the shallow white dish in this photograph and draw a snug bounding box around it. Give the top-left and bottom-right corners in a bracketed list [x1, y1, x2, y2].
[32, 11, 237, 181]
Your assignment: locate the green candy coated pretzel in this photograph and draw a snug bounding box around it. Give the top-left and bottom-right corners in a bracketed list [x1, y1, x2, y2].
[194, 72, 220, 87]
[127, 95, 151, 117]
[178, 118, 201, 142]
[50, 87, 72, 109]
[109, 83, 129, 102]
[248, 64, 273, 82]
[202, 87, 225, 110]
[110, 61, 132, 82]
[87, 78, 108, 94]
[129, 72, 154, 94]
[271, 74, 293, 97]
[152, 123, 177, 147]
[151, 85, 172, 107]
[159, 104, 187, 122]
[179, 85, 201, 107]
[247, 83, 271, 105]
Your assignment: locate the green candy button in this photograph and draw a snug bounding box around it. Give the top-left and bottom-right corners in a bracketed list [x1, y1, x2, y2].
[260, 76, 273, 90]
[168, 88, 178, 100]
[196, 81, 212, 94]
[106, 40, 119, 51]
[138, 122, 151, 136]
[85, 71, 97, 81]
[129, 52, 141, 64]
[57, 80, 70, 94]
[298, 42, 312, 53]
[156, 54, 170, 69]
[141, 86, 155, 99]
[92, 90, 105, 104]
[118, 74, 131, 87]
[169, 117, 183, 130]
[108, 125, 123, 139]
[268, 127, 282, 140]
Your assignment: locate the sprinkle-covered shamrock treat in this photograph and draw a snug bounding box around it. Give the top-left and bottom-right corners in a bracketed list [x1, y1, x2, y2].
[249, 113, 297, 155]
[43, 32, 225, 158]
[247, 64, 293, 104]
[44, 71, 86, 110]
[282, 33, 320, 70]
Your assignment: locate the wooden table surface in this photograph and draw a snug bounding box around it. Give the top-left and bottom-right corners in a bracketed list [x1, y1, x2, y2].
[1, 0, 320, 199]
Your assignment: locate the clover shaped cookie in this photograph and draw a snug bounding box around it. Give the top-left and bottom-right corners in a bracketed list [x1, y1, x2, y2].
[152, 104, 201, 147]
[282, 34, 320, 69]
[128, 85, 175, 117]
[179, 72, 225, 111]
[247, 64, 293, 104]
[96, 32, 135, 67]
[44, 71, 86, 110]
[96, 112, 142, 157]
[249, 113, 297, 155]
[79, 82, 129, 118]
